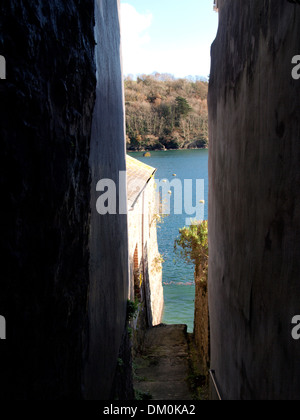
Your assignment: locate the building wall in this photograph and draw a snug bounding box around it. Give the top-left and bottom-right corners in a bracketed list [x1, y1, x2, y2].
[128, 177, 164, 329]
[84, 0, 130, 400]
[208, 0, 300, 400]
[0, 0, 130, 399]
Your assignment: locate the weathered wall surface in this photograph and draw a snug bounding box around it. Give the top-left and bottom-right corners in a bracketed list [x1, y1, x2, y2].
[0, 0, 129, 399]
[208, 0, 300, 400]
[128, 177, 164, 329]
[144, 178, 164, 327]
[84, 0, 130, 400]
[0, 0, 96, 399]
[194, 276, 209, 378]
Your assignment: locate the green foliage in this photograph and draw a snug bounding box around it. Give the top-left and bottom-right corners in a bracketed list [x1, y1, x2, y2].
[127, 299, 139, 322]
[117, 358, 124, 368]
[124, 73, 209, 151]
[127, 326, 133, 339]
[174, 220, 208, 281]
[135, 389, 153, 401]
[175, 96, 192, 126]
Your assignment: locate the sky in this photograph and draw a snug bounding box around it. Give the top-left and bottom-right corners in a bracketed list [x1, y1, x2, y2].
[120, 0, 219, 79]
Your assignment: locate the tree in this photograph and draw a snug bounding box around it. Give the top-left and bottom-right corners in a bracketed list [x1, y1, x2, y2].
[174, 220, 208, 281]
[124, 75, 208, 151]
[175, 96, 192, 127]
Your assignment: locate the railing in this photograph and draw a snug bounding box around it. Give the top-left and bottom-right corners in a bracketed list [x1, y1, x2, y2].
[209, 370, 222, 400]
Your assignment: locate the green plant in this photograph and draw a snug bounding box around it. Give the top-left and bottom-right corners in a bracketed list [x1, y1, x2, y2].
[127, 299, 139, 322]
[175, 96, 192, 115]
[174, 220, 208, 281]
[117, 358, 124, 368]
[127, 326, 133, 339]
[135, 389, 153, 401]
[152, 253, 165, 272]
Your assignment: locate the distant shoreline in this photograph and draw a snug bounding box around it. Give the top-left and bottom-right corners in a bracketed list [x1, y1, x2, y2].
[127, 146, 208, 153]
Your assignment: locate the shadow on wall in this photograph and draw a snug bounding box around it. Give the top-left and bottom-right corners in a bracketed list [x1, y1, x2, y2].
[0, 0, 131, 400]
[208, 0, 300, 400]
[84, 0, 131, 400]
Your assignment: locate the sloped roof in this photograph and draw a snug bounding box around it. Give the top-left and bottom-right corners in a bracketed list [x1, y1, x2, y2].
[126, 155, 156, 209]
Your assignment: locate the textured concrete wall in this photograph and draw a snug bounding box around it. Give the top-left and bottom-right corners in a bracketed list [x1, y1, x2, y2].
[208, 0, 300, 400]
[0, 0, 129, 400]
[84, 0, 129, 400]
[128, 178, 164, 328]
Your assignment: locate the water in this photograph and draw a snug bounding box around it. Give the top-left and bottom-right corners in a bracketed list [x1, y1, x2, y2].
[128, 149, 209, 332]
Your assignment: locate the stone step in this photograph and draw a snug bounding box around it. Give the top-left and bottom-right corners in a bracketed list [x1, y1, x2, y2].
[134, 324, 193, 401]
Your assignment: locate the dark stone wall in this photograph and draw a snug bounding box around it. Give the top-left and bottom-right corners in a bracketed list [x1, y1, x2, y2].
[0, 0, 129, 400]
[84, 0, 130, 400]
[208, 0, 300, 400]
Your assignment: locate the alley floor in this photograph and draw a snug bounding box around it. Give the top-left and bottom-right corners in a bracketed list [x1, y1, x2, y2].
[133, 324, 208, 401]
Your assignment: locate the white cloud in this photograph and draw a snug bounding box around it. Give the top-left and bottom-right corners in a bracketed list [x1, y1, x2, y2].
[147, 45, 212, 79]
[120, 3, 211, 78]
[120, 3, 153, 75]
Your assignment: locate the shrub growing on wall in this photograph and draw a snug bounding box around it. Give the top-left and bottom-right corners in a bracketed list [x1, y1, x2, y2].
[174, 220, 208, 281]
[175, 221, 210, 381]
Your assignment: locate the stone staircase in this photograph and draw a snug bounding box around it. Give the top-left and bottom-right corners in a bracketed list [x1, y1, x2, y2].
[133, 324, 193, 400]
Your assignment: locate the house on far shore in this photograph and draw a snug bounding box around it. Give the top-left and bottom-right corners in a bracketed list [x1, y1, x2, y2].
[126, 155, 164, 331]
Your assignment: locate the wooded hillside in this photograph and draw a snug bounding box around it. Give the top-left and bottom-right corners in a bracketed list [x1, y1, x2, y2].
[125, 74, 209, 151]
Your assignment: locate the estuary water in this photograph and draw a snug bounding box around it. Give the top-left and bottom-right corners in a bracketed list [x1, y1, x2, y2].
[129, 149, 209, 332]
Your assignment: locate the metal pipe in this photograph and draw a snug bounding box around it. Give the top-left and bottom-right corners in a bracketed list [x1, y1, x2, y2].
[209, 370, 222, 401]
